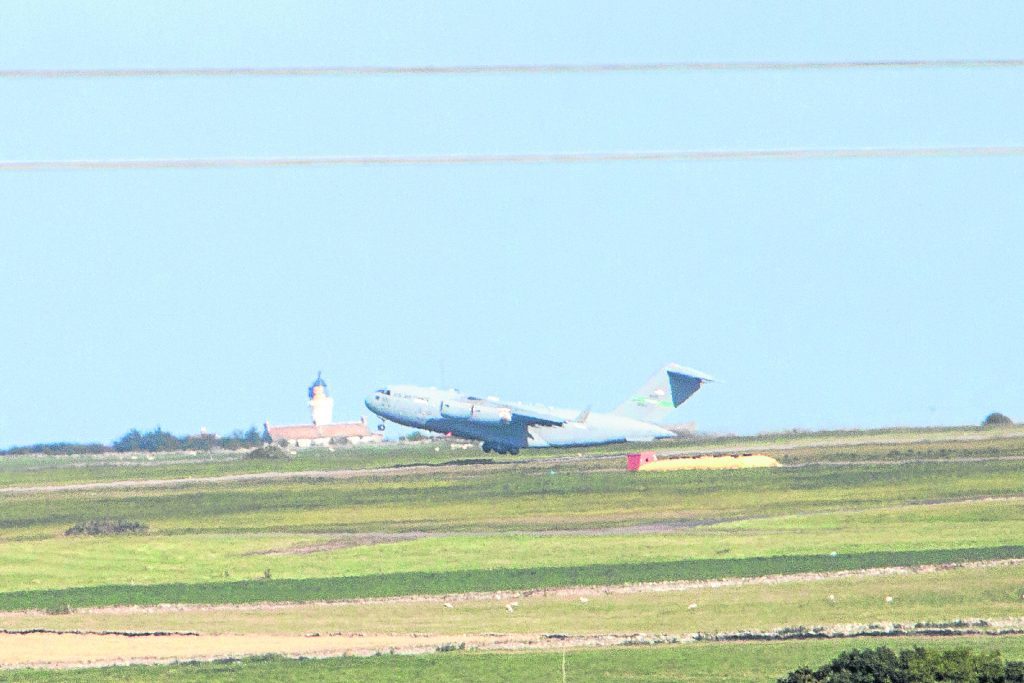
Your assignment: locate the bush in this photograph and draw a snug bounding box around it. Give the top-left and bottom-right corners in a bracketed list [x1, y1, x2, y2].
[779, 645, 1022, 682]
[244, 445, 290, 460]
[65, 520, 148, 536]
[435, 642, 466, 652]
[45, 604, 73, 615]
[983, 412, 1015, 427]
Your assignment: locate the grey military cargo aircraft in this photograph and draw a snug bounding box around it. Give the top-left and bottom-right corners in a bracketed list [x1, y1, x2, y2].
[365, 363, 713, 454]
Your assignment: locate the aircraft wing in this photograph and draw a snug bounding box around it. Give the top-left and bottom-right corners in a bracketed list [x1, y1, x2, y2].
[501, 403, 566, 427]
[458, 396, 567, 427]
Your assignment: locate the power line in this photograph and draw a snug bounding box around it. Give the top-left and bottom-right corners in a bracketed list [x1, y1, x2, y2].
[2, 146, 1023, 172]
[2, 59, 1023, 79]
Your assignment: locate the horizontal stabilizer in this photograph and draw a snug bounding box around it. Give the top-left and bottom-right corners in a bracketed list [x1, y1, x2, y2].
[612, 363, 713, 424]
[668, 367, 715, 407]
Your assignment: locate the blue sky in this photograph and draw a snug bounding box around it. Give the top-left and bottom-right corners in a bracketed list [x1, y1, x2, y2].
[1, 2, 1022, 446]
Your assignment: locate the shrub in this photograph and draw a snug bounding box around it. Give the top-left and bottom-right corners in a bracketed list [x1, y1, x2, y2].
[65, 520, 148, 536]
[435, 642, 466, 652]
[983, 412, 1015, 427]
[779, 645, 1023, 682]
[244, 445, 290, 460]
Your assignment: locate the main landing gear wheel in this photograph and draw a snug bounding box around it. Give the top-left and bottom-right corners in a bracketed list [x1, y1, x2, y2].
[482, 443, 520, 455]
[377, 422, 386, 431]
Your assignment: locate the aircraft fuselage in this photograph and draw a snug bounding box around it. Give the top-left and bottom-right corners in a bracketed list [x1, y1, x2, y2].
[365, 385, 675, 454]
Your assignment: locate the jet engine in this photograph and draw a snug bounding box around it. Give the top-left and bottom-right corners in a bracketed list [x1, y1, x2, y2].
[440, 401, 473, 419]
[440, 401, 512, 423]
[468, 405, 513, 424]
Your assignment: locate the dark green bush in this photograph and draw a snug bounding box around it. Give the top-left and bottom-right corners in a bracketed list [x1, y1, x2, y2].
[779, 645, 1023, 682]
[65, 519, 149, 536]
[45, 604, 73, 615]
[1006, 661, 1024, 682]
[983, 412, 1015, 427]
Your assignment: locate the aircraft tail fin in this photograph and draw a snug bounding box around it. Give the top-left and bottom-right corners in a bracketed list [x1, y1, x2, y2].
[612, 363, 714, 424]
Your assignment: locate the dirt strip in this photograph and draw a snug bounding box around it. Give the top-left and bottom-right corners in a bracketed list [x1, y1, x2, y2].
[4, 557, 1019, 619]
[5, 618, 1024, 669]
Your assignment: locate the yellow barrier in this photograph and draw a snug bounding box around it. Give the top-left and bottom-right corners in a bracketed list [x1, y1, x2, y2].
[638, 454, 779, 471]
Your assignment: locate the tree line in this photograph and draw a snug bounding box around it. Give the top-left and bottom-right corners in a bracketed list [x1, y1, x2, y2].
[1, 426, 266, 456]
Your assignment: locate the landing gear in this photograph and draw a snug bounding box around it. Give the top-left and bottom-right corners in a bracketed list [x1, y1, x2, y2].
[377, 422, 386, 431]
[482, 442, 519, 455]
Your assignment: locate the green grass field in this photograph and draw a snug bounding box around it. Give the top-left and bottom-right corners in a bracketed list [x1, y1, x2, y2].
[2, 459, 1023, 599]
[5, 563, 1023, 638]
[3, 544, 1022, 611]
[1, 427, 1023, 679]
[5, 638, 1024, 683]
[2, 425, 1020, 488]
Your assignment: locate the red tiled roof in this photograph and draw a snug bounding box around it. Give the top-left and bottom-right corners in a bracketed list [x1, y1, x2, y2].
[266, 422, 372, 440]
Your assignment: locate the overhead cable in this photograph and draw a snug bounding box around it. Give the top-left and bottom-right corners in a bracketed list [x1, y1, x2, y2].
[2, 146, 1023, 172]
[2, 59, 1023, 79]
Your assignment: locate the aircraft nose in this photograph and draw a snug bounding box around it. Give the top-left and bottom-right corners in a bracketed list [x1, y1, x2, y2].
[365, 391, 386, 415]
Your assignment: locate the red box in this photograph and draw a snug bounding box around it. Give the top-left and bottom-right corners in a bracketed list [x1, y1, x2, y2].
[627, 451, 658, 471]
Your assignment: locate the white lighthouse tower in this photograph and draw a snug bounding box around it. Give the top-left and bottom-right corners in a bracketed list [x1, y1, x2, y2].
[308, 371, 334, 426]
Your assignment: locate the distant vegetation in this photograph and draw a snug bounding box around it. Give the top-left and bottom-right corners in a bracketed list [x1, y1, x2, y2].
[778, 645, 1024, 682]
[243, 445, 291, 460]
[113, 427, 265, 452]
[65, 519, 149, 537]
[0, 426, 266, 456]
[983, 412, 1015, 427]
[400, 430, 429, 441]
[0, 441, 111, 456]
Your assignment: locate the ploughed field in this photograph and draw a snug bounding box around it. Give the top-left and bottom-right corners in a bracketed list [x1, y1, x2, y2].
[1, 427, 1023, 681]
